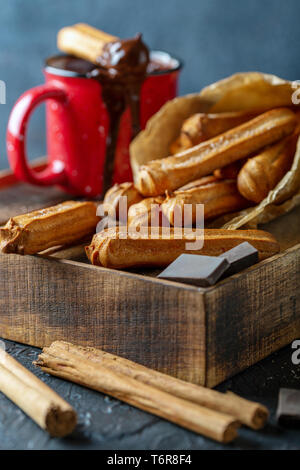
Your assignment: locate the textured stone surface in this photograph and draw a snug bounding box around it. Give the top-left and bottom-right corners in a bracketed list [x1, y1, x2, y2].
[0, 339, 300, 450]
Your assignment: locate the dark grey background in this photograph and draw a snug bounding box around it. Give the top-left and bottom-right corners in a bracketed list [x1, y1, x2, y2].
[1, 0, 300, 171]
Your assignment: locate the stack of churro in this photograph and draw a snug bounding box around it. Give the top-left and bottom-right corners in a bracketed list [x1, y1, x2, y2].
[84, 107, 298, 269]
[4, 28, 298, 272]
[104, 108, 297, 229]
[136, 108, 297, 195]
[2, 107, 294, 269]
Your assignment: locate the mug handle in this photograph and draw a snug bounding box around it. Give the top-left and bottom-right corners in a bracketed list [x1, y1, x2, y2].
[6, 84, 68, 186]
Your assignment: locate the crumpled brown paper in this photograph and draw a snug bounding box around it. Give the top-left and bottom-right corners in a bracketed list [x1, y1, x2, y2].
[130, 72, 300, 229]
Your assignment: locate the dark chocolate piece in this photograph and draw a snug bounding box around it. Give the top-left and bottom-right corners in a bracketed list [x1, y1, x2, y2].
[219, 242, 258, 276]
[276, 388, 300, 426]
[157, 254, 229, 287]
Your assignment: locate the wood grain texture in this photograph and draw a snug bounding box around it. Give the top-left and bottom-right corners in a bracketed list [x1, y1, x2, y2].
[1, 244, 300, 386]
[205, 244, 300, 387]
[0, 253, 206, 385]
[1, 170, 300, 386]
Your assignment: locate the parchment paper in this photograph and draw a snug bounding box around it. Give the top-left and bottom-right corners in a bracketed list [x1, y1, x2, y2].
[130, 72, 300, 228]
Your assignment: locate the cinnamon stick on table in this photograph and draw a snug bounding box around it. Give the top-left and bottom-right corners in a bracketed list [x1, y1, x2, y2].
[50, 341, 268, 430]
[0, 348, 76, 437]
[35, 341, 240, 443]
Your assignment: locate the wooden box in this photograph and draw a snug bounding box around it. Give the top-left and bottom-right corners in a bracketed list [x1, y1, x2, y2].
[1, 161, 300, 387]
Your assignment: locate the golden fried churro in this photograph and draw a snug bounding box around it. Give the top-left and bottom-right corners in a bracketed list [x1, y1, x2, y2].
[103, 183, 143, 220]
[86, 227, 279, 269]
[128, 196, 166, 229]
[57, 23, 117, 64]
[162, 179, 250, 226]
[214, 161, 246, 180]
[237, 134, 298, 203]
[180, 111, 259, 147]
[136, 108, 297, 196]
[0, 201, 99, 255]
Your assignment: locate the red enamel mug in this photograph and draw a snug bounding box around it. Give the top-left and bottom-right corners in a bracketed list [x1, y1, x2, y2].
[6, 52, 182, 198]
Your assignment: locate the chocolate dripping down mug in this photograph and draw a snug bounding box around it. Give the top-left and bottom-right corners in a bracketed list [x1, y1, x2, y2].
[6, 52, 182, 198]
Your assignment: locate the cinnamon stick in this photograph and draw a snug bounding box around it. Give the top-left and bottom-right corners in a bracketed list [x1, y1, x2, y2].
[0, 348, 76, 437]
[35, 342, 240, 443]
[42, 341, 268, 430]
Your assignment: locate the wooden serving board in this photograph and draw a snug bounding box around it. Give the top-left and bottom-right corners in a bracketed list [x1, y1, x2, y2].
[1, 161, 300, 387]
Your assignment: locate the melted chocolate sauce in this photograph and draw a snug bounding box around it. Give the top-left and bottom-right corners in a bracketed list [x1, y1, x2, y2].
[46, 55, 96, 75]
[89, 34, 150, 195]
[47, 39, 176, 196]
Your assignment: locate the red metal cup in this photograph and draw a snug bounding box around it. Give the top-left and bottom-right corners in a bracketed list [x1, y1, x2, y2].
[6, 52, 182, 197]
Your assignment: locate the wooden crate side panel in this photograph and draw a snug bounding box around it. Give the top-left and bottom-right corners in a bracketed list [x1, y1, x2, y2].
[204, 246, 300, 387]
[0, 254, 206, 385]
